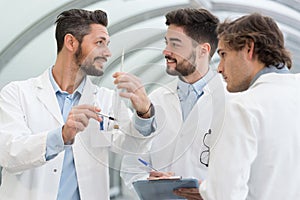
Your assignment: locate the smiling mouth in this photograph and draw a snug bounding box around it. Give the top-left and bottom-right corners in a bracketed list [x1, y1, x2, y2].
[166, 59, 176, 64]
[94, 57, 107, 63]
[165, 56, 176, 64]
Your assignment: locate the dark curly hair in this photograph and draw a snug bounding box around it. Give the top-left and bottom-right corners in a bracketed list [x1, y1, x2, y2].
[55, 9, 108, 53]
[217, 13, 292, 69]
[165, 8, 219, 58]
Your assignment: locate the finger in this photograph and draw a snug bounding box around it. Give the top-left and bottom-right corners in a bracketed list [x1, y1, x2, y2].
[116, 82, 138, 93]
[149, 171, 171, 177]
[174, 190, 200, 200]
[174, 188, 202, 200]
[181, 188, 200, 194]
[116, 73, 141, 86]
[73, 120, 85, 132]
[72, 113, 90, 127]
[167, 171, 175, 176]
[112, 71, 125, 78]
[73, 104, 96, 111]
[118, 91, 134, 99]
[76, 104, 101, 113]
[72, 106, 101, 121]
[113, 72, 128, 84]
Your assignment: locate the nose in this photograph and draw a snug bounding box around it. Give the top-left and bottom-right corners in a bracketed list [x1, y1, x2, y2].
[217, 62, 223, 74]
[103, 46, 112, 58]
[163, 46, 172, 56]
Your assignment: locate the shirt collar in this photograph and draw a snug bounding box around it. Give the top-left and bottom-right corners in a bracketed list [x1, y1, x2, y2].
[250, 64, 290, 86]
[177, 68, 215, 97]
[49, 66, 86, 97]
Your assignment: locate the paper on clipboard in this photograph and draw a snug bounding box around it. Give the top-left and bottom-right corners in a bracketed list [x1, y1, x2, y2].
[132, 178, 199, 200]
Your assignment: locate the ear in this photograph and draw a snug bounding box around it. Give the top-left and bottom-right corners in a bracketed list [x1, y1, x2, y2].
[246, 41, 255, 60]
[64, 34, 79, 52]
[198, 43, 211, 58]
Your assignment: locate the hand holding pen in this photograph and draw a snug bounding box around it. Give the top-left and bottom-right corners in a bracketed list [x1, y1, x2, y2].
[95, 112, 117, 121]
[138, 158, 181, 180]
[138, 158, 158, 171]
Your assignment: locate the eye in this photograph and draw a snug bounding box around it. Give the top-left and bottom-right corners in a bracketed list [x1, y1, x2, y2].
[171, 42, 180, 48]
[219, 52, 226, 58]
[96, 40, 110, 48]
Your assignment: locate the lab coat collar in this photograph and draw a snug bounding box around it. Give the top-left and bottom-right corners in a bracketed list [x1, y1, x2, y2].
[78, 77, 97, 105]
[250, 65, 290, 87]
[34, 69, 64, 124]
[161, 78, 178, 95]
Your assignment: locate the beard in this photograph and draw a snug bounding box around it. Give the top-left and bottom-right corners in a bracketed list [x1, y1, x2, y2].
[166, 50, 196, 77]
[75, 44, 105, 77]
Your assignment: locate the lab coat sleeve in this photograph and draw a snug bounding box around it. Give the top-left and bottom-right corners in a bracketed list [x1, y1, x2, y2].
[109, 95, 155, 155]
[120, 154, 149, 190]
[200, 99, 258, 200]
[88, 86, 155, 154]
[0, 82, 47, 173]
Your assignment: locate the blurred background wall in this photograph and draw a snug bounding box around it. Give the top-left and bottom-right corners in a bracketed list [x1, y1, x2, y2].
[0, 0, 299, 199]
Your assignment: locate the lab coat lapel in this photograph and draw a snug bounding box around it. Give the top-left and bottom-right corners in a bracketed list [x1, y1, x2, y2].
[170, 94, 211, 168]
[35, 70, 63, 124]
[164, 79, 182, 119]
[171, 74, 224, 164]
[179, 92, 211, 142]
[203, 74, 226, 149]
[78, 78, 96, 105]
[77, 78, 112, 147]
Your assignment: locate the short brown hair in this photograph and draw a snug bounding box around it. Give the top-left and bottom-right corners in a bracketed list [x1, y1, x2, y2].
[55, 9, 108, 54]
[217, 13, 292, 69]
[165, 8, 219, 58]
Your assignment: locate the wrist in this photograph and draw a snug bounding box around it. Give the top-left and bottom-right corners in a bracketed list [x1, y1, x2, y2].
[136, 102, 154, 118]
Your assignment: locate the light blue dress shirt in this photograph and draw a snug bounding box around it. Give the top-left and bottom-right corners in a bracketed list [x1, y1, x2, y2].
[46, 67, 85, 200]
[177, 69, 214, 121]
[134, 69, 215, 134]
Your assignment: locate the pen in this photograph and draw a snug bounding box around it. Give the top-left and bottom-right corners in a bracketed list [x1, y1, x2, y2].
[95, 112, 116, 121]
[138, 158, 158, 171]
[120, 48, 124, 72]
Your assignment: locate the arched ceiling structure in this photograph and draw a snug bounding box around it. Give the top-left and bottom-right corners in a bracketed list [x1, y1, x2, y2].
[0, 0, 299, 91]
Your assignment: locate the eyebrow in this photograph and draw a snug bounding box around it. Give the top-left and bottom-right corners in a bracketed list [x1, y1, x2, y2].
[164, 37, 182, 43]
[97, 36, 110, 44]
[98, 36, 107, 41]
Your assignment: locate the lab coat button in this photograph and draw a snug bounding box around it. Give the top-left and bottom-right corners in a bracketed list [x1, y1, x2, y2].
[53, 169, 57, 172]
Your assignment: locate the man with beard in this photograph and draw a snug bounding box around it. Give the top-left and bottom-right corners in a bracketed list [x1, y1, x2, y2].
[117, 8, 228, 199]
[0, 9, 152, 200]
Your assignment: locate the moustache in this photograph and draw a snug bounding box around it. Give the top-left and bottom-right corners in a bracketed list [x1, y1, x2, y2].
[94, 57, 108, 63]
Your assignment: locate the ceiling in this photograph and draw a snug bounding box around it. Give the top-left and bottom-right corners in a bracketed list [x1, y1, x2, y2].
[0, 0, 299, 91]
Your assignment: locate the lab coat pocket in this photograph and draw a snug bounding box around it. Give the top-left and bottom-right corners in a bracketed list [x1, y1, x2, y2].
[87, 119, 112, 148]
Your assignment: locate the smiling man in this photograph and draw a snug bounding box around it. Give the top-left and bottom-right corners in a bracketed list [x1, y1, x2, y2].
[0, 9, 153, 200]
[118, 8, 229, 199]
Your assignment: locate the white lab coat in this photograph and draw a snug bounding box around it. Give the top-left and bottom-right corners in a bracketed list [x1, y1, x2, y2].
[0, 69, 151, 200]
[200, 73, 300, 200]
[121, 73, 228, 194]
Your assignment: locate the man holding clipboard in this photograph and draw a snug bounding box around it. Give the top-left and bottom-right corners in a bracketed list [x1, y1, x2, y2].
[119, 8, 228, 199]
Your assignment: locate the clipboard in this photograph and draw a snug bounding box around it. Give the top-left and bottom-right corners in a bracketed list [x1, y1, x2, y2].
[132, 178, 199, 200]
